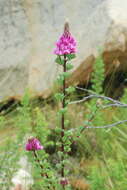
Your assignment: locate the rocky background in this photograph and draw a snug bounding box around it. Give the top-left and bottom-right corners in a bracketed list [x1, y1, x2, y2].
[1, 0, 127, 100]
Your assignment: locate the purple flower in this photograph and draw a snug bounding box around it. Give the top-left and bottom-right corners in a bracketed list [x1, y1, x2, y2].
[54, 23, 76, 55]
[25, 138, 43, 151]
[60, 178, 69, 186]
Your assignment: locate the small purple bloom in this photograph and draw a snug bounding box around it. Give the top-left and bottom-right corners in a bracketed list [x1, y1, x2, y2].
[60, 178, 69, 186]
[54, 23, 77, 55]
[25, 138, 43, 151]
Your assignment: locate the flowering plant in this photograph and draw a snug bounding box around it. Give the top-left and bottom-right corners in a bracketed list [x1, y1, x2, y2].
[25, 22, 77, 190]
[26, 138, 43, 151]
[54, 22, 76, 189]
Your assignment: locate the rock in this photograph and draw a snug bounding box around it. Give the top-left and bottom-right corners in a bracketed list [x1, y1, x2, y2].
[1, 0, 127, 100]
[67, 55, 95, 87]
[11, 157, 33, 190]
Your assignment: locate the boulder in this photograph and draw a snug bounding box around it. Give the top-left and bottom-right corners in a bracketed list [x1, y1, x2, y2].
[1, 0, 127, 100]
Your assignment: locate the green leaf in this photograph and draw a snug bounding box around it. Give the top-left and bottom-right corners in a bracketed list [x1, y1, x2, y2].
[66, 54, 76, 60]
[54, 93, 64, 101]
[56, 163, 61, 169]
[58, 151, 64, 157]
[66, 86, 75, 93]
[66, 63, 74, 70]
[55, 56, 64, 65]
[64, 146, 71, 152]
[56, 75, 64, 84]
[58, 107, 68, 115]
[62, 72, 71, 78]
[55, 127, 62, 133]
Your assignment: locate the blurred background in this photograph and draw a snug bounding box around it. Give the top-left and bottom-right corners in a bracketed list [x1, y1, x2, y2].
[1, 0, 127, 190]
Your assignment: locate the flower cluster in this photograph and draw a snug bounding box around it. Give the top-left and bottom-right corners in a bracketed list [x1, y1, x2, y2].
[25, 138, 43, 151]
[60, 178, 69, 186]
[54, 25, 76, 55]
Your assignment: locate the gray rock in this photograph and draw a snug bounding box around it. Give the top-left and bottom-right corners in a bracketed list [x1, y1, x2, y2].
[0, 0, 127, 100]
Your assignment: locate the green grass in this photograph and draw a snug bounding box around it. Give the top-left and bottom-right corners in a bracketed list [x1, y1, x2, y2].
[0, 99, 127, 189]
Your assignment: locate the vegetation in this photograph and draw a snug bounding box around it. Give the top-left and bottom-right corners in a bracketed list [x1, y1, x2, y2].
[0, 28, 127, 189]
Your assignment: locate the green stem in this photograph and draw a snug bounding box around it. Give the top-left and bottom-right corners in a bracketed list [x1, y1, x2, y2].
[33, 151, 56, 190]
[33, 150, 48, 177]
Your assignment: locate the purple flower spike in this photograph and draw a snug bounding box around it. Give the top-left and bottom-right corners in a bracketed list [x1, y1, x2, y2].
[54, 23, 77, 55]
[60, 178, 69, 186]
[25, 138, 43, 151]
